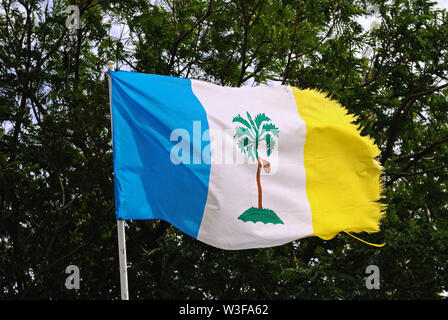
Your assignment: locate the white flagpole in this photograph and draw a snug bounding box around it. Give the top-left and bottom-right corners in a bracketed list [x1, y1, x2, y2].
[117, 220, 129, 300]
[106, 61, 129, 300]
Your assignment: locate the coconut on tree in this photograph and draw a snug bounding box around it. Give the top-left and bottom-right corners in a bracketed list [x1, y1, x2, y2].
[233, 112, 283, 224]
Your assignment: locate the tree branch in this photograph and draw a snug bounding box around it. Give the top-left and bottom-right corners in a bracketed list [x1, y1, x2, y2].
[282, 5, 301, 84]
[385, 134, 448, 186]
[167, 0, 214, 74]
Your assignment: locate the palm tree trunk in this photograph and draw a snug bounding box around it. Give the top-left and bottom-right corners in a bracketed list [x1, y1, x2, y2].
[257, 157, 262, 209]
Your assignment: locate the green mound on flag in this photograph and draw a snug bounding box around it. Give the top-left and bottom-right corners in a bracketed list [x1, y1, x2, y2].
[238, 207, 284, 225]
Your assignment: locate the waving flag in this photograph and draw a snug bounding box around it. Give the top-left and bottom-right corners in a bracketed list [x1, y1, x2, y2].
[109, 70, 384, 250]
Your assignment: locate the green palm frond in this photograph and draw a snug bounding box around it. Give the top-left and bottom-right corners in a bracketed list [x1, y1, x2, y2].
[260, 122, 279, 138]
[232, 114, 252, 130]
[236, 139, 247, 154]
[247, 141, 257, 161]
[245, 112, 258, 132]
[233, 112, 279, 160]
[237, 139, 256, 159]
[259, 122, 279, 157]
[254, 113, 271, 129]
[234, 126, 255, 141]
[265, 134, 276, 156]
[233, 114, 257, 139]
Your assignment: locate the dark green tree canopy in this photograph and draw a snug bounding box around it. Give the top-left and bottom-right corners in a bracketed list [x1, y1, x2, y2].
[0, 0, 447, 299]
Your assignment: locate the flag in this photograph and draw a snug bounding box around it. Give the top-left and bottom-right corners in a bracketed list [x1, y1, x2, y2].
[109, 70, 385, 250]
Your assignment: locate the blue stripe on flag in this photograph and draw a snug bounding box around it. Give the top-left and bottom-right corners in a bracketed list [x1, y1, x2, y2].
[110, 71, 211, 239]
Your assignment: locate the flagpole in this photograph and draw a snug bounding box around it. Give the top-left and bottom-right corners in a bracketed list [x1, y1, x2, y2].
[107, 61, 129, 300]
[117, 220, 129, 300]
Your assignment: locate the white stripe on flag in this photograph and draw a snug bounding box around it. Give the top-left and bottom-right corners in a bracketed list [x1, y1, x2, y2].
[191, 80, 314, 249]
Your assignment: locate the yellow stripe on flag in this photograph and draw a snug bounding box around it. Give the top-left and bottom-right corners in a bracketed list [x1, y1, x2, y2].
[292, 87, 385, 240]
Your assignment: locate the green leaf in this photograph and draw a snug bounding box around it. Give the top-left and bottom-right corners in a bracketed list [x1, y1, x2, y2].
[234, 126, 255, 141]
[261, 123, 279, 138]
[246, 112, 258, 133]
[236, 139, 247, 154]
[247, 141, 257, 160]
[266, 133, 277, 156]
[254, 113, 271, 129]
[232, 114, 252, 130]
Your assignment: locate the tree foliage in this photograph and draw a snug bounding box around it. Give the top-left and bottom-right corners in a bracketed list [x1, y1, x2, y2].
[0, 0, 447, 299]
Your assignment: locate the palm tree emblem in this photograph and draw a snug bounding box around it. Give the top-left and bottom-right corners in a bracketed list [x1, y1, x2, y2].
[233, 112, 283, 224]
